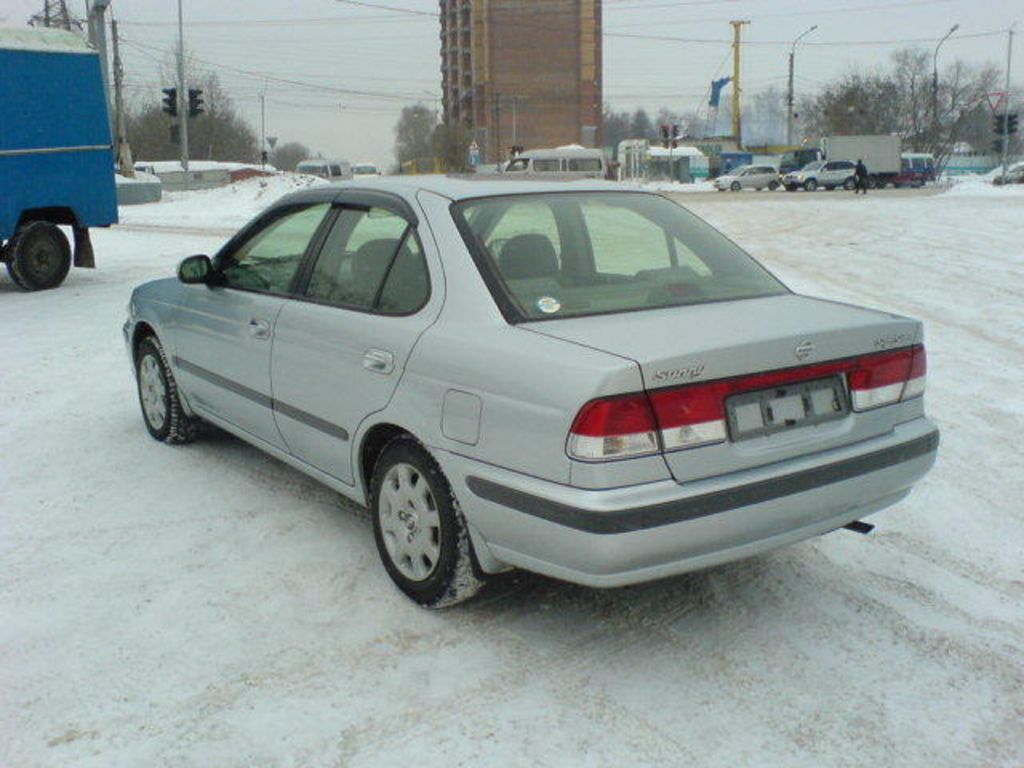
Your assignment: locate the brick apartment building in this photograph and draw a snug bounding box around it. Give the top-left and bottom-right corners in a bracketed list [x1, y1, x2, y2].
[440, 0, 602, 163]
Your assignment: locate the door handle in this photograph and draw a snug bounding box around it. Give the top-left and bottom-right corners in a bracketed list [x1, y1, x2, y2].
[248, 317, 271, 340]
[363, 348, 394, 375]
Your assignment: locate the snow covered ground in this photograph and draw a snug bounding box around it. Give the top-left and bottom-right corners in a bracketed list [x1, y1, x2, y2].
[2, 180, 1022, 768]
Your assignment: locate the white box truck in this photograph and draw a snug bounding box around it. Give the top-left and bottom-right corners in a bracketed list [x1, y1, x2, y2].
[822, 135, 902, 187]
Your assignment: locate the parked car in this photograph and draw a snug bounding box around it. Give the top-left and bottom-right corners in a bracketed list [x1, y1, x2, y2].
[892, 153, 936, 188]
[352, 162, 381, 179]
[782, 160, 856, 191]
[993, 161, 1024, 185]
[296, 160, 353, 181]
[713, 165, 780, 191]
[125, 178, 939, 607]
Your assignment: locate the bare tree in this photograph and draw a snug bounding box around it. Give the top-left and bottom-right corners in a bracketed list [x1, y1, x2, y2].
[432, 121, 473, 172]
[799, 48, 1000, 167]
[270, 142, 312, 172]
[393, 104, 436, 168]
[126, 70, 258, 163]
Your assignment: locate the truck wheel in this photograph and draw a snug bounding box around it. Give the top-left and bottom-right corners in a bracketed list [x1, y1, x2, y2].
[370, 436, 484, 608]
[804, 179, 818, 191]
[5, 262, 28, 289]
[8, 222, 72, 291]
[843, 177, 857, 190]
[136, 336, 199, 444]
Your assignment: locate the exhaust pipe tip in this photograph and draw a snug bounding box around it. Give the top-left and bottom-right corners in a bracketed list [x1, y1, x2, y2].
[843, 520, 875, 535]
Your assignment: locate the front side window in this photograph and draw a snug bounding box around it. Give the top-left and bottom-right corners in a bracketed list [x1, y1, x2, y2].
[453, 192, 787, 322]
[219, 204, 330, 294]
[305, 206, 428, 314]
[505, 158, 529, 172]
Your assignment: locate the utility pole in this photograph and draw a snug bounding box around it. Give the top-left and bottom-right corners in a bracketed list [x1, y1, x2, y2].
[730, 20, 750, 148]
[932, 24, 960, 139]
[260, 92, 267, 169]
[110, 17, 133, 177]
[787, 24, 817, 146]
[177, 0, 190, 184]
[1002, 26, 1015, 179]
[86, 1, 112, 140]
[511, 95, 519, 147]
[493, 91, 502, 165]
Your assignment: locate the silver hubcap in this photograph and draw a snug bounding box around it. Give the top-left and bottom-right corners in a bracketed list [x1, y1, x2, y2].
[139, 354, 167, 430]
[378, 463, 441, 582]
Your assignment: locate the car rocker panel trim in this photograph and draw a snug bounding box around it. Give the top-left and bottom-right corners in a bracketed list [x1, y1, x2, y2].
[173, 356, 349, 441]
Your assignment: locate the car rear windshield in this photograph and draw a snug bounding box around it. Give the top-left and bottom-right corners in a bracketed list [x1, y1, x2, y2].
[451, 192, 788, 322]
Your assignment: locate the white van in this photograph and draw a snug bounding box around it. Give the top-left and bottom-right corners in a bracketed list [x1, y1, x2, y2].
[296, 160, 353, 181]
[503, 147, 606, 179]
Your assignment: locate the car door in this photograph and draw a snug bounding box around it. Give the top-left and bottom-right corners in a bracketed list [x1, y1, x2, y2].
[172, 202, 332, 449]
[270, 195, 441, 485]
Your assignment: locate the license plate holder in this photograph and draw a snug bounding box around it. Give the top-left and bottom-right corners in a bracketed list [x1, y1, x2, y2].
[726, 376, 848, 442]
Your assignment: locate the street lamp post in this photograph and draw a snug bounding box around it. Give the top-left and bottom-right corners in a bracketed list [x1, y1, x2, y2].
[932, 24, 960, 133]
[787, 24, 817, 146]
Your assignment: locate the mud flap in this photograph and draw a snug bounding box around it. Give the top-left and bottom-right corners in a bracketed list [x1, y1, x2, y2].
[73, 226, 95, 268]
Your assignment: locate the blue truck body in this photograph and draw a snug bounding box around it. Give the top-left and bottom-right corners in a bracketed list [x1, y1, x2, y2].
[1, 28, 117, 287]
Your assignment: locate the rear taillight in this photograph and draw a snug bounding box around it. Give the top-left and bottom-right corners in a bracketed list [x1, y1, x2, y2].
[849, 345, 927, 411]
[568, 385, 728, 461]
[567, 393, 660, 460]
[568, 344, 927, 461]
[648, 383, 729, 451]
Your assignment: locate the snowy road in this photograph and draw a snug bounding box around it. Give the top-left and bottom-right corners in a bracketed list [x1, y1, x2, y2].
[2, 180, 1023, 767]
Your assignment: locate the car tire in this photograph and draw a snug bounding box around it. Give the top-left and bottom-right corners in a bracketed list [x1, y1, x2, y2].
[370, 436, 484, 608]
[136, 336, 199, 444]
[804, 179, 817, 191]
[730, 181, 741, 192]
[768, 180, 779, 191]
[843, 177, 856, 190]
[5, 261, 28, 289]
[8, 221, 71, 291]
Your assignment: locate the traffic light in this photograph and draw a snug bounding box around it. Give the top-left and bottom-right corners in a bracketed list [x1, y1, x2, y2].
[188, 88, 204, 118]
[161, 87, 177, 117]
[1008, 113, 1019, 135]
[993, 113, 1008, 135]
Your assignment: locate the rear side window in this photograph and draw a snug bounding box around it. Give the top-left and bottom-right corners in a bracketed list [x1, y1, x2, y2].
[305, 207, 428, 314]
[453, 192, 787, 322]
[533, 159, 561, 172]
[567, 158, 602, 172]
[330, 164, 342, 176]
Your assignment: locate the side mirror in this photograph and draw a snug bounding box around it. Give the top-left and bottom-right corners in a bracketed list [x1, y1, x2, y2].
[177, 254, 214, 285]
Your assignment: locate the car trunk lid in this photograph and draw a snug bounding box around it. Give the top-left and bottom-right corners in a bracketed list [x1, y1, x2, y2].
[527, 294, 923, 483]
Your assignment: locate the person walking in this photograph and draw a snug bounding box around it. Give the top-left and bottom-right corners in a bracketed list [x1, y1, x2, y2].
[854, 159, 869, 195]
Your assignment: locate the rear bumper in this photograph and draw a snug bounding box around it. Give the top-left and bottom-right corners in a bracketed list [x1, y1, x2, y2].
[440, 417, 939, 588]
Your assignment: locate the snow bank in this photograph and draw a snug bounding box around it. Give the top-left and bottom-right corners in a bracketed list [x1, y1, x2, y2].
[625, 179, 717, 193]
[939, 175, 1024, 198]
[117, 173, 329, 230]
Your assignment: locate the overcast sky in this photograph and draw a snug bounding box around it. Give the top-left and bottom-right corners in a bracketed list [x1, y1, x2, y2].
[1, 0, 1020, 166]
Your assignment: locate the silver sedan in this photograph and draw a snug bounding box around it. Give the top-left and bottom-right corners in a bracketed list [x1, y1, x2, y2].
[124, 178, 939, 607]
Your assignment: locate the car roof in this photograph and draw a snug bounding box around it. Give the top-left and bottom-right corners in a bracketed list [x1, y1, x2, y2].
[274, 175, 634, 205]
